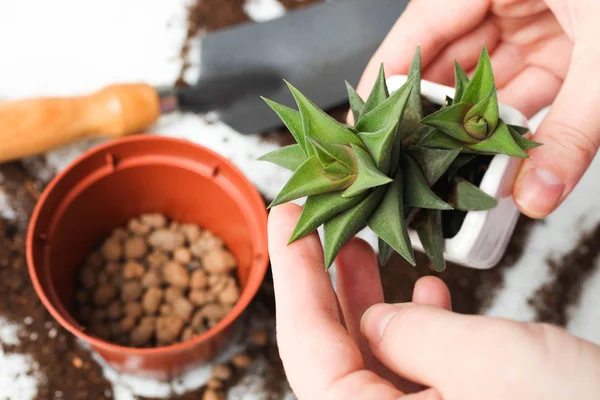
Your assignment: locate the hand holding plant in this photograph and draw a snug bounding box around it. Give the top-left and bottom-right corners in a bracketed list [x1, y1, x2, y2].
[358, 0, 600, 219]
[268, 203, 600, 400]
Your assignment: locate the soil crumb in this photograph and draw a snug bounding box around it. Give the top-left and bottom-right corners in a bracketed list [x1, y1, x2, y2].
[528, 222, 600, 326]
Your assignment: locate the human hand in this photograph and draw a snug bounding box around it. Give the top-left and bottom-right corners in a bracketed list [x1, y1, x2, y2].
[357, 0, 599, 219]
[268, 203, 600, 399]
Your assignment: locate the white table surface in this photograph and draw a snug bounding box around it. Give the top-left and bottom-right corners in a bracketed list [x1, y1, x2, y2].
[0, 0, 599, 399]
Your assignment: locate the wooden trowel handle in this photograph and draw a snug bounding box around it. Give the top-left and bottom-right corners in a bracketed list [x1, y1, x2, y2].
[0, 83, 161, 163]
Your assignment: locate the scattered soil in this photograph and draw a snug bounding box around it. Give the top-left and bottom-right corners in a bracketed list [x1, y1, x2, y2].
[0, 186, 114, 399]
[381, 215, 540, 314]
[528, 222, 600, 326]
[75, 214, 240, 348]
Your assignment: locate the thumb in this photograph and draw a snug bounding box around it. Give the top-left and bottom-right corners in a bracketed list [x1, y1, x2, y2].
[361, 303, 600, 400]
[513, 37, 600, 218]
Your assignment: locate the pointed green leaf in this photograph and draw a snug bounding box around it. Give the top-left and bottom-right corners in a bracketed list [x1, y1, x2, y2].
[377, 238, 394, 266]
[404, 157, 453, 210]
[413, 209, 446, 272]
[468, 121, 529, 157]
[464, 87, 499, 134]
[323, 188, 385, 268]
[269, 156, 354, 207]
[453, 61, 470, 103]
[368, 170, 415, 266]
[345, 81, 365, 124]
[407, 147, 460, 185]
[446, 154, 476, 180]
[420, 103, 477, 143]
[262, 97, 307, 154]
[449, 177, 497, 211]
[508, 125, 543, 150]
[361, 64, 389, 118]
[258, 144, 308, 171]
[399, 48, 423, 139]
[357, 122, 398, 173]
[417, 129, 470, 152]
[285, 81, 363, 147]
[507, 124, 529, 136]
[356, 74, 415, 132]
[308, 139, 356, 171]
[405, 125, 436, 146]
[461, 47, 494, 105]
[342, 145, 392, 198]
[289, 191, 367, 243]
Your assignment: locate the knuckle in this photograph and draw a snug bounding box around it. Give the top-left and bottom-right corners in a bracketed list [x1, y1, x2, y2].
[542, 120, 599, 165]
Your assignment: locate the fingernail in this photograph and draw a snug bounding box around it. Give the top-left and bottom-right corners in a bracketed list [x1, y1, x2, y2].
[515, 167, 565, 218]
[361, 304, 397, 344]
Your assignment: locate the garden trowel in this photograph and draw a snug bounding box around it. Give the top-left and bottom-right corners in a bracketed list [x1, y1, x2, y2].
[0, 0, 409, 162]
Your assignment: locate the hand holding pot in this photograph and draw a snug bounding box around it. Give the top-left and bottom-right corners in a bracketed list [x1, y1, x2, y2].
[268, 204, 600, 399]
[358, 0, 600, 219]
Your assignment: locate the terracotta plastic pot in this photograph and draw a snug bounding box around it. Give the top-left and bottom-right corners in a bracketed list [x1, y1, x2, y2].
[26, 135, 269, 379]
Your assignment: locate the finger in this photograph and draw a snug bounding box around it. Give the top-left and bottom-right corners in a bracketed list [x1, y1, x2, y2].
[498, 65, 561, 118]
[269, 204, 364, 399]
[423, 19, 501, 86]
[412, 276, 452, 310]
[356, 0, 490, 97]
[336, 238, 383, 360]
[513, 38, 600, 218]
[361, 303, 600, 399]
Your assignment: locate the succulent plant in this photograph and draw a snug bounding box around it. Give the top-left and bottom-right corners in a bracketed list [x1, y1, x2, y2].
[259, 47, 540, 271]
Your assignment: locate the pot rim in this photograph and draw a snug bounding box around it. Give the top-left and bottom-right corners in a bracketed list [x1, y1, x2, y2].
[26, 134, 269, 355]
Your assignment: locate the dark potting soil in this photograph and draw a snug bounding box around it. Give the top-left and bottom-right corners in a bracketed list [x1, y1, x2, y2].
[0, 164, 114, 400]
[528, 222, 600, 326]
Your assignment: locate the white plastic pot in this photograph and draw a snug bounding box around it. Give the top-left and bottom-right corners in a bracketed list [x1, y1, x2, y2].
[385, 75, 528, 269]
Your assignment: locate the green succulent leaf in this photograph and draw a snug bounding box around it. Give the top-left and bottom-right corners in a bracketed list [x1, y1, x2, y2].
[508, 125, 542, 150]
[399, 48, 423, 139]
[262, 98, 308, 154]
[323, 188, 385, 268]
[289, 191, 367, 243]
[343, 145, 393, 198]
[377, 238, 394, 266]
[420, 102, 477, 143]
[507, 124, 529, 136]
[360, 64, 389, 118]
[309, 139, 355, 171]
[357, 122, 398, 173]
[464, 87, 499, 136]
[468, 121, 529, 157]
[258, 144, 308, 171]
[269, 156, 354, 208]
[404, 157, 453, 210]
[417, 129, 469, 151]
[407, 147, 460, 185]
[446, 154, 476, 180]
[413, 209, 445, 272]
[345, 81, 365, 123]
[453, 61, 470, 103]
[368, 170, 415, 266]
[356, 74, 415, 132]
[461, 47, 494, 105]
[449, 177, 497, 211]
[285, 81, 363, 147]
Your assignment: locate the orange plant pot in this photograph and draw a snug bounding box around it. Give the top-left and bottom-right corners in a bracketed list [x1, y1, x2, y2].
[26, 135, 269, 379]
